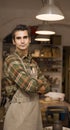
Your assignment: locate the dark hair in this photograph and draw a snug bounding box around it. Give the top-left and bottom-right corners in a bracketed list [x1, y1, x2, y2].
[12, 24, 31, 40]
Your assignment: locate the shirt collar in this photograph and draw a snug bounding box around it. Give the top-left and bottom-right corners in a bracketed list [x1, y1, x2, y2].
[14, 50, 32, 62]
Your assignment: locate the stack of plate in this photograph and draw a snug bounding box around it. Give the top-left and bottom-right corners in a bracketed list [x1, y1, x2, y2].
[44, 92, 65, 102]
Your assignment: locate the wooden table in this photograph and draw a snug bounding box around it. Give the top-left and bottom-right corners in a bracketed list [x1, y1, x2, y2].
[40, 99, 70, 111]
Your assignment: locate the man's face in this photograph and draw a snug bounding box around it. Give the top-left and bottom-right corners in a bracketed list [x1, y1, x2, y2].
[13, 30, 31, 51]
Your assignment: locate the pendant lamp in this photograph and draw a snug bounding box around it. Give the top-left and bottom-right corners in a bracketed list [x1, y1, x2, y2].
[36, 0, 64, 21]
[35, 35, 50, 41]
[35, 22, 55, 35]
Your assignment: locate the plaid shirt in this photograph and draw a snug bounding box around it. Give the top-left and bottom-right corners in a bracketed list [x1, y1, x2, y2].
[3, 51, 50, 101]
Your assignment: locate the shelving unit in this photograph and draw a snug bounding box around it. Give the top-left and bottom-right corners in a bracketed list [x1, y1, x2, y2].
[31, 42, 62, 92]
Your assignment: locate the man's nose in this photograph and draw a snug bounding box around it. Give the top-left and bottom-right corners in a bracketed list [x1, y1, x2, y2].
[21, 38, 24, 42]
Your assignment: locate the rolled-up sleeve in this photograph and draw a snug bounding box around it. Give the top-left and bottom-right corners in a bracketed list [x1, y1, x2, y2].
[37, 65, 51, 93]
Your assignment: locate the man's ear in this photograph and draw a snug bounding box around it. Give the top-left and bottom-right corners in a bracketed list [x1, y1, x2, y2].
[12, 39, 15, 45]
[29, 37, 31, 43]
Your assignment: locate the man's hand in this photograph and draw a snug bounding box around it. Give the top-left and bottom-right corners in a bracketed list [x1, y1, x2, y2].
[38, 86, 46, 94]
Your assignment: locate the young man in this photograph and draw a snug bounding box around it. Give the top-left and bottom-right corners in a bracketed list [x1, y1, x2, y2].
[3, 24, 50, 130]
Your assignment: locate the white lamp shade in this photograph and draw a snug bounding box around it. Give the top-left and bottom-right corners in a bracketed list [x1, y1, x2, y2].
[35, 24, 55, 35]
[35, 35, 50, 41]
[36, 0, 64, 21]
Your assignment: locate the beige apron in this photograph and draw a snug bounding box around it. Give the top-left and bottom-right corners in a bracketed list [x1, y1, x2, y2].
[3, 90, 43, 130]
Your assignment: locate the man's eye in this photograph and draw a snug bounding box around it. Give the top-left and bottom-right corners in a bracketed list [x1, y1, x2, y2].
[16, 37, 21, 39]
[23, 36, 29, 39]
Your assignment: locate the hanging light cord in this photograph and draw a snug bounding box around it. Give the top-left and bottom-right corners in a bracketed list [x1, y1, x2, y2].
[41, 0, 46, 6]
